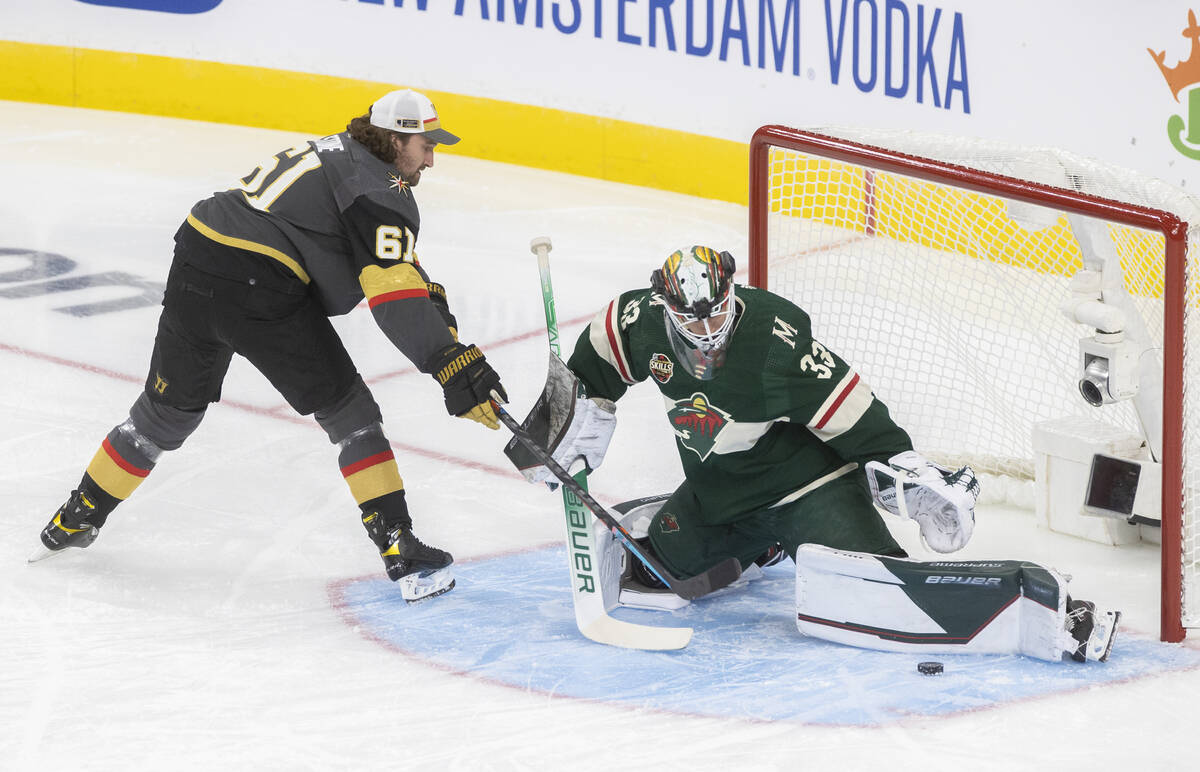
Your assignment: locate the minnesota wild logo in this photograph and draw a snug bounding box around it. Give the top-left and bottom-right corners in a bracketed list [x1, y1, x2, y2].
[668, 393, 729, 461]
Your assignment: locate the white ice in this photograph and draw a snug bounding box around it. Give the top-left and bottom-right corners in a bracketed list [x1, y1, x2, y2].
[0, 101, 1196, 771]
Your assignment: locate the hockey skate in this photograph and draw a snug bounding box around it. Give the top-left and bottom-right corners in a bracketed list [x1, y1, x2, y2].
[1063, 598, 1121, 662]
[29, 489, 101, 563]
[361, 510, 454, 603]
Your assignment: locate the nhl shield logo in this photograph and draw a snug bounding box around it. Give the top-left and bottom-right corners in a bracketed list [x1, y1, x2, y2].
[649, 353, 674, 384]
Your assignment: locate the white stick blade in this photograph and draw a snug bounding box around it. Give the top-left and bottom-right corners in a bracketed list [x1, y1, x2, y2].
[580, 616, 693, 651]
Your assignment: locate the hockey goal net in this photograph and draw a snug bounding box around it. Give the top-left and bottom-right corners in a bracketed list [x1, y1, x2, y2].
[749, 125, 1199, 642]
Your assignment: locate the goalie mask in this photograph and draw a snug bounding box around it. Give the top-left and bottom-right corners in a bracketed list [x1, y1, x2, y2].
[650, 246, 737, 380]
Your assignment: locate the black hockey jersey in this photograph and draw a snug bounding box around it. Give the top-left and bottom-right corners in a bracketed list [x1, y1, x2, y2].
[567, 285, 914, 523]
[184, 131, 454, 370]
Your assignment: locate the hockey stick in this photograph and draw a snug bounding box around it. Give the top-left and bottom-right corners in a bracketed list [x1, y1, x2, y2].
[495, 400, 742, 601]
[526, 237, 692, 649]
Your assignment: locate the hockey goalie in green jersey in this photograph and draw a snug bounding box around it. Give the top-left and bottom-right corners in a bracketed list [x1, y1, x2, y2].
[514, 245, 1120, 663]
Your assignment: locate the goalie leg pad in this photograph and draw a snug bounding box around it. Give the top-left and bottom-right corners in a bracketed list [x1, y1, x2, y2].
[604, 495, 691, 612]
[794, 544, 1072, 662]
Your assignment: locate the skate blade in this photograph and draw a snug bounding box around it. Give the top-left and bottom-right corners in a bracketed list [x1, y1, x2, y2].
[405, 578, 455, 604]
[27, 543, 67, 564]
[400, 567, 455, 603]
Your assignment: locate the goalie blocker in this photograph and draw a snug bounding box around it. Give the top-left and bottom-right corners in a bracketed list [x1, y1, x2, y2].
[503, 354, 616, 485]
[794, 544, 1120, 663]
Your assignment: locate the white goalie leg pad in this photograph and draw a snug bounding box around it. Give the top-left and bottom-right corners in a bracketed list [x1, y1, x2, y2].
[608, 495, 774, 610]
[398, 566, 455, 603]
[569, 494, 692, 650]
[794, 544, 1070, 662]
[591, 510, 627, 613]
[598, 497, 692, 612]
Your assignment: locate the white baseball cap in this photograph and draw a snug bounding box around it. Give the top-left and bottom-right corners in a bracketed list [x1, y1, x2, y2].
[368, 89, 460, 145]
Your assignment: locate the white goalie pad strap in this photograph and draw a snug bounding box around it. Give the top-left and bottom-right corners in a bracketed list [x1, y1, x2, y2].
[865, 451, 979, 553]
[794, 545, 1068, 662]
[524, 396, 617, 484]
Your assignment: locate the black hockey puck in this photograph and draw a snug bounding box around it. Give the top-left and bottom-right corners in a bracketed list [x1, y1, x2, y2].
[917, 661, 944, 675]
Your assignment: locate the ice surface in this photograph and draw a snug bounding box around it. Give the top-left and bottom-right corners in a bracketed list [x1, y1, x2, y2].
[1, 102, 1197, 770]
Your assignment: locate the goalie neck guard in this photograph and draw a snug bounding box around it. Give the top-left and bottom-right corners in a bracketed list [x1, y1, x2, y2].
[650, 246, 737, 380]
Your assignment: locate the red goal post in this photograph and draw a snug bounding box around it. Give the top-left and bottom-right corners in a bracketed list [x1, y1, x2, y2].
[748, 125, 1192, 642]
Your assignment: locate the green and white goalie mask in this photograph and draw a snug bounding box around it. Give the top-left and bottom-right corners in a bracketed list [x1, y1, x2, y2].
[650, 246, 737, 381]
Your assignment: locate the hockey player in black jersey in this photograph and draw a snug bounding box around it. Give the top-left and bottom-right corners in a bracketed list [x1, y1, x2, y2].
[35, 89, 504, 602]
[515, 245, 1120, 661]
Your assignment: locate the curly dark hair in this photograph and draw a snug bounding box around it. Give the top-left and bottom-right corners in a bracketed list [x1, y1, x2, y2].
[347, 112, 412, 163]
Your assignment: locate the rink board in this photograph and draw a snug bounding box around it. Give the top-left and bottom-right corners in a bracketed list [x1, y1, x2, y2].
[332, 545, 1200, 726]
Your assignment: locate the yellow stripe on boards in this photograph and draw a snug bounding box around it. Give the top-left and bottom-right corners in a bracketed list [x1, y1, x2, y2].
[0, 40, 747, 205]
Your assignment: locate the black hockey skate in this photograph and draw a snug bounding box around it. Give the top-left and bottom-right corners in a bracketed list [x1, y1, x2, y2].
[31, 489, 101, 562]
[755, 543, 787, 568]
[1064, 598, 1121, 662]
[361, 510, 455, 603]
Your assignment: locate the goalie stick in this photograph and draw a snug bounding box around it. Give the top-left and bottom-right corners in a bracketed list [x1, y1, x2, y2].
[495, 389, 742, 603]
[523, 237, 691, 650]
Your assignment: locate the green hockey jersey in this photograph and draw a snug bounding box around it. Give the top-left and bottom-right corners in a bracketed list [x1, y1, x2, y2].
[567, 285, 913, 523]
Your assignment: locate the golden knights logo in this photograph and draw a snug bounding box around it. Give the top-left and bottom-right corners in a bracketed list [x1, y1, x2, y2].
[388, 173, 410, 196]
[667, 393, 729, 461]
[649, 353, 674, 384]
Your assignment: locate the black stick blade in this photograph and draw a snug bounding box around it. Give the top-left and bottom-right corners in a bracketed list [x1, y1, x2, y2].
[670, 556, 743, 600]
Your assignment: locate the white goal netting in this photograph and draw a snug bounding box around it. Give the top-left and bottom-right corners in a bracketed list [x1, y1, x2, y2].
[752, 127, 1200, 638]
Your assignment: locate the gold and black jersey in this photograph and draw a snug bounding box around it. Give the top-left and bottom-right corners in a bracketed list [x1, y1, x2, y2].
[182, 132, 455, 373]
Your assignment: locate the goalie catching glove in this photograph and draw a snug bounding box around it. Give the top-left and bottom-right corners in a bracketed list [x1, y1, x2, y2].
[866, 450, 980, 553]
[423, 342, 507, 429]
